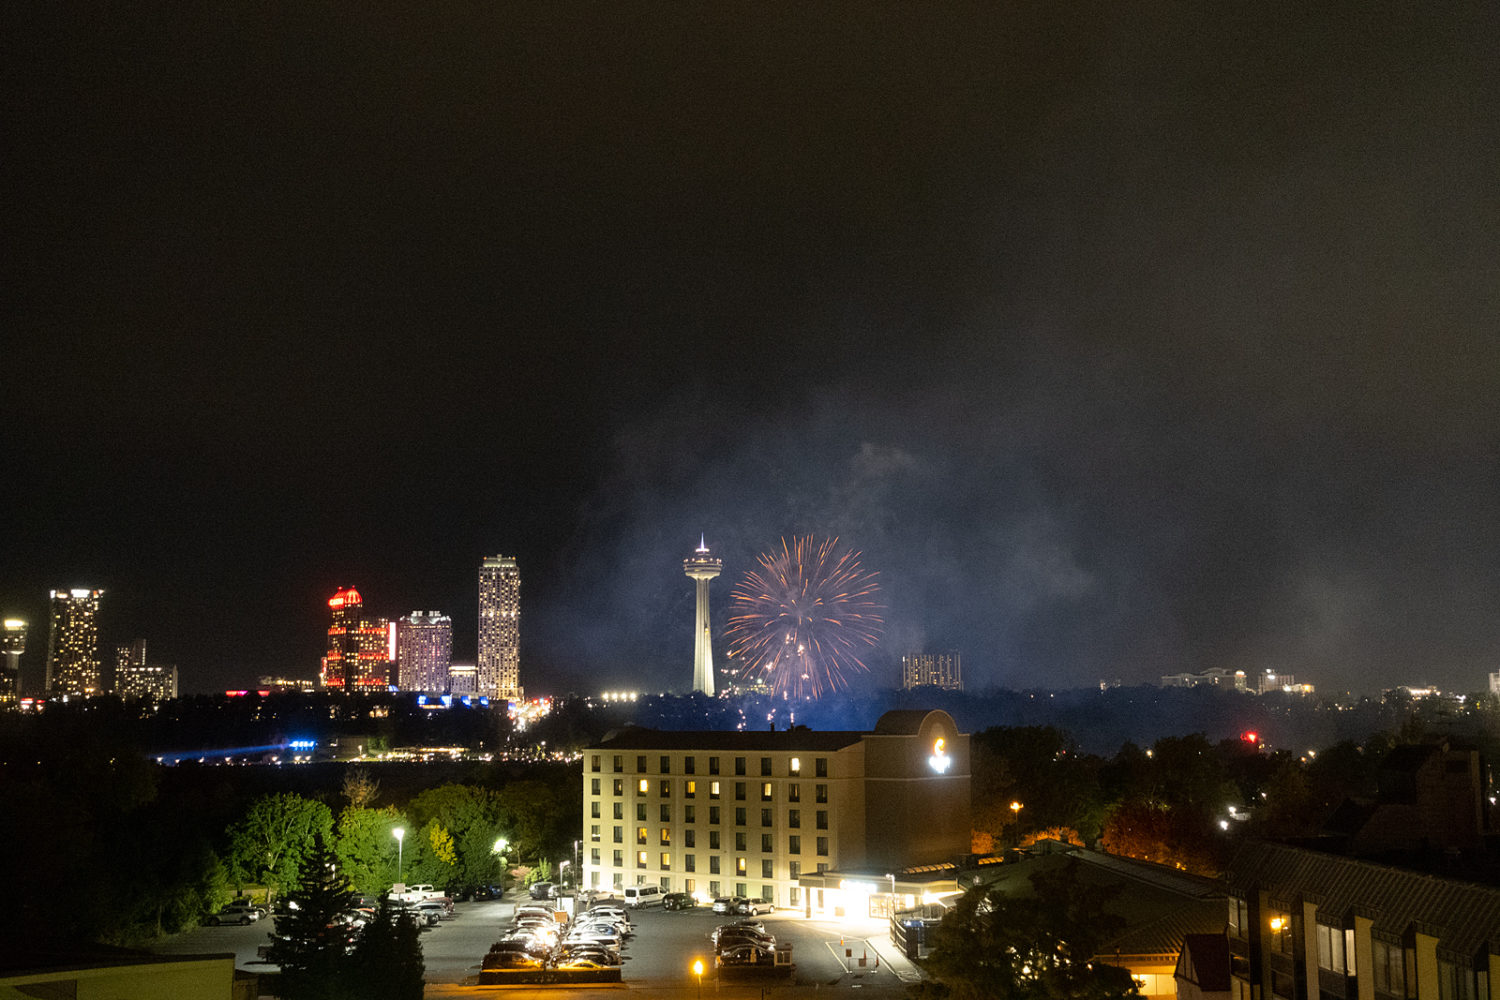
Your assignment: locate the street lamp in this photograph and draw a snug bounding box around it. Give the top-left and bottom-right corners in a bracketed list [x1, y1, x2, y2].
[1009, 800, 1024, 848]
[393, 827, 405, 883]
[692, 958, 704, 999]
[886, 872, 897, 915]
[493, 837, 509, 894]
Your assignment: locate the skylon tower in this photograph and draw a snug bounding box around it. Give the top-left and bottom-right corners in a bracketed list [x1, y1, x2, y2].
[683, 536, 722, 696]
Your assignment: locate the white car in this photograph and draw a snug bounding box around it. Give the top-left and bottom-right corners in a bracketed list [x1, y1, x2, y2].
[207, 904, 261, 926]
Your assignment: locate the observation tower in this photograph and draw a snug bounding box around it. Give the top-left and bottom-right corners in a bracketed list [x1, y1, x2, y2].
[683, 536, 722, 696]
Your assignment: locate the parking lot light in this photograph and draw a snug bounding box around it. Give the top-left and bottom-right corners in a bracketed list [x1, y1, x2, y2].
[693, 958, 704, 998]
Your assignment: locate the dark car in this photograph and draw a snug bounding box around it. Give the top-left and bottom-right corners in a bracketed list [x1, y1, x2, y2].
[528, 881, 556, 900]
[662, 891, 695, 911]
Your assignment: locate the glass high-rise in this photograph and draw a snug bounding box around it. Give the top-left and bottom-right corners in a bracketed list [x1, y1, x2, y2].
[396, 611, 452, 693]
[323, 587, 394, 690]
[46, 589, 103, 697]
[478, 556, 522, 702]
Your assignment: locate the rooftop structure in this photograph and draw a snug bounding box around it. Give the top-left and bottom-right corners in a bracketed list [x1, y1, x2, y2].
[683, 535, 722, 697]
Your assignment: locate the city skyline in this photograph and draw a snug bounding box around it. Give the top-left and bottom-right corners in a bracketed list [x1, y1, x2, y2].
[3, 5, 1496, 697]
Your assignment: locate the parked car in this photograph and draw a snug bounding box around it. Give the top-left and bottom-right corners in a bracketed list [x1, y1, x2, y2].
[483, 948, 542, 970]
[718, 942, 775, 966]
[528, 881, 556, 900]
[734, 897, 769, 916]
[662, 891, 696, 910]
[712, 896, 744, 915]
[207, 903, 261, 926]
[713, 925, 775, 949]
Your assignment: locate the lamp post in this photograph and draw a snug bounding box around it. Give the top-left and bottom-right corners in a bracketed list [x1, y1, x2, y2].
[886, 872, 897, 916]
[1009, 800, 1024, 848]
[393, 827, 406, 883]
[493, 837, 509, 894]
[692, 958, 704, 999]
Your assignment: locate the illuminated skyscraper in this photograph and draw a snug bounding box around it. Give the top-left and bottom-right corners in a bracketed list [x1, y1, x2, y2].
[45, 589, 103, 697]
[478, 556, 522, 702]
[683, 536, 721, 696]
[323, 587, 395, 690]
[900, 651, 963, 691]
[1, 619, 25, 704]
[396, 611, 452, 693]
[117, 663, 178, 700]
[115, 638, 147, 692]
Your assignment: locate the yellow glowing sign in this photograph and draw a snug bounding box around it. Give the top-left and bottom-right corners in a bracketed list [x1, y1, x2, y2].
[928, 736, 951, 773]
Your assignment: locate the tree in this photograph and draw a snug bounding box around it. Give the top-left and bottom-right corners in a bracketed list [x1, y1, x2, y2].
[332, 806, 404, 895]
[228, 793, 334, 897]
[265, 834, 357, 1000]
[407, 784, 508, 890]
[341, 768, 380, 809]
[921, 861, 1139, 1000]
[346, 900, 424, 1000]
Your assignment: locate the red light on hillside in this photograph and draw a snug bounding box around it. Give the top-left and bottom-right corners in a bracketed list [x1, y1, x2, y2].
[1243, 731, 1259, 744]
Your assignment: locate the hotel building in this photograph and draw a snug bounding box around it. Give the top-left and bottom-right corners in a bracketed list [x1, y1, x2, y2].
[396, 611, 452, 693]
[322, 587, 394, 690]
[478, 555, 522, 702]
[1, 619, 25, 704]
[45, 588, 103, 697]
[582, 709, 969, 917]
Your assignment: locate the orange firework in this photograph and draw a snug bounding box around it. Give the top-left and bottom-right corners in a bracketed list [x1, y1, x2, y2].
[724, 536, 884, 699]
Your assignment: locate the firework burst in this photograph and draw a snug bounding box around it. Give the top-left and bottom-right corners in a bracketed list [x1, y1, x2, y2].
[724, 536, 884, 699]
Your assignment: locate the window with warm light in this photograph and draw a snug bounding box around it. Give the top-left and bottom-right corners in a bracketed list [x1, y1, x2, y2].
[790, 757, 801, 774]
[637, 851, 647, 868]
[638, 778, 649, 794]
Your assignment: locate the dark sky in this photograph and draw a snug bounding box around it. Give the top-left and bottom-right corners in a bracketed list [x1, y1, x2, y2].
[3, 3, 1498, 697]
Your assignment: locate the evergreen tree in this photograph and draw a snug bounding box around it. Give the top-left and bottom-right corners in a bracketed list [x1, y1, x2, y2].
[347, 901, 425, 1000]
[266, 834, 358, 1000]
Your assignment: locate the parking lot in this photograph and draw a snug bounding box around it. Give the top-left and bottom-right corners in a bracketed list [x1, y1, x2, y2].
[156, 893, 920, 998]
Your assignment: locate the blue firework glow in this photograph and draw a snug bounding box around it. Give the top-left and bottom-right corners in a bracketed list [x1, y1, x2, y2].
[724, 536, 884, 699]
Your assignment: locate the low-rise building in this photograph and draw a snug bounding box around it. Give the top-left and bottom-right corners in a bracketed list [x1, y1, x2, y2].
[581, 709, 970, 917]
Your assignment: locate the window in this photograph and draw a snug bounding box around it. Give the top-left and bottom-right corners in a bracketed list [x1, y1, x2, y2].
[815, 758, 827, 777]
[710, 831, 721, 850]
[816, 810, 828, 830]
[815, 784, 828, 803]
[790, 757, 801, 775]
[761, 833, 772, 852]
[685, 855, 696, 872]
[761, 782, 773, 801]
[686, 780, 697, 799]
[1440, 960, 1476, 1000]
[660, 780, 670, 798]
[735, 832, 747, 851]
[638, 778, 649, 794]
[613, 802, 623, 820]
[686, 878, 696, 893]
[709, 806, 720, 825]
[591, 847, 601, 865]
[790, 886, 800, 906]
[612, 850, 623, 867]
[591, 778, 601, 795]
[1228, 897, 1247, 937]
[637, 826, 648, 845]
[1373, 938, 1406, 997]
[710, 880, 721, 897]
[736, 857, 746, 874]
[1269, 912, 1291, 955]
[789, 835, 801, 854]
[660, 804, 671, 823]
[1316, 923, 1346, 974]
[710, 856, 721, 874]
[789, 809, 801, 828]
[761, 808, 773, 827]
[613, 826, 623, 843]
[660, 852, 672, 870]
[591, 754, 601, 772]
[735, 782, 746, 801]
[685, 805, 696, 824]
[614, 872, 624, 889]
[613, 779, 625, 796]
[710, 781, 721, 800]
[735, 808, 746, 826]
[685, 757, 696, 775]
[817, 862, 827, 874]
[735, 757, 747, 776]
[685, 830, 696, 848]
[709, 757, 720, 775]
[590, 823, 600, 841]
[660, 755, 671, 774]
[637, 851, 647, 869]
[636, 755, 647, 772]
[762, 859, 773, 878]
[816, 837, 828, 856]
[660, 829, 671, 846]
[761, 757, 772, 776]
[613, 754, 623, 773]
[789, 861, 800, 879]
[591, 801, 600, 818]
[636, 803, 647, 821]
[789, 783, 800, 803]
[735, 882, 747, 898]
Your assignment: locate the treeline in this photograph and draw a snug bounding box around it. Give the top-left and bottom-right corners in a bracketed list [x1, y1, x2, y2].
[0, 708, 577, 970]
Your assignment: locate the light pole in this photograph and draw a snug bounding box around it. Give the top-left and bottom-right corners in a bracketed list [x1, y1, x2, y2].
[1009, 800, 1024, 848]
[692, 958, 704, 999]
[493, 837, 509, 894]
[886, 872, 897, 916]
[393, 827, 405, 883]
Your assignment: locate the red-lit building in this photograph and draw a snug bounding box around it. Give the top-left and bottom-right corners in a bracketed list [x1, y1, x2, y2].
[322, 587, 395, 690]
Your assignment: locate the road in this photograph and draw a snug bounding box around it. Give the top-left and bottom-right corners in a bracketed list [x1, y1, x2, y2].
[156, 895, 920, 998]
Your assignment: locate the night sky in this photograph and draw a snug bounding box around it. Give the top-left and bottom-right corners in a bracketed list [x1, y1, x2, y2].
[4, 3, 1498, 697]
